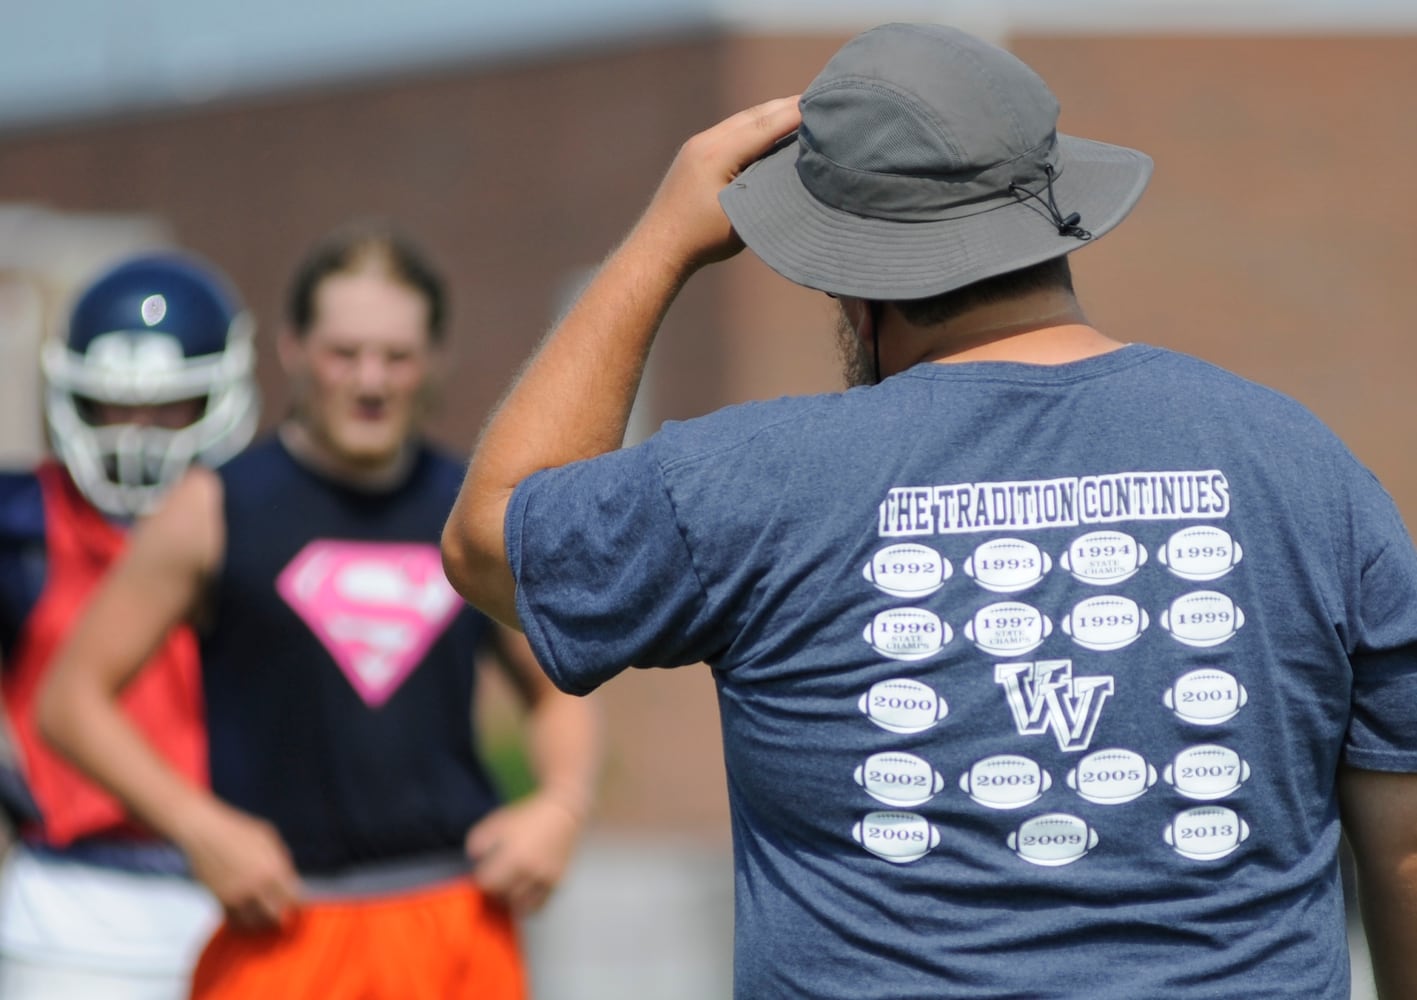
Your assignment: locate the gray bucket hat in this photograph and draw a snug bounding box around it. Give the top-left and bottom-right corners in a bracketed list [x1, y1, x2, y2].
[719, 23, 1153, 301]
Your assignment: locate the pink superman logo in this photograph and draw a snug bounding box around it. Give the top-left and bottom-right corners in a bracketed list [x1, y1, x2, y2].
[276, 541, 463, 707]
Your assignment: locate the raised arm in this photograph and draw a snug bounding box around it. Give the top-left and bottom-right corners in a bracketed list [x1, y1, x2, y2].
[37, 467, 299, 928]
[1338, 764, 1417, 998]
[440, 96, 801, 626]
[465, 625, 603, 915]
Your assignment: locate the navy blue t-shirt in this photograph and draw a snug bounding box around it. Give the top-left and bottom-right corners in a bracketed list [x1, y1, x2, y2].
[508, 345, 1417, 999]
[205, 436, 501, 874]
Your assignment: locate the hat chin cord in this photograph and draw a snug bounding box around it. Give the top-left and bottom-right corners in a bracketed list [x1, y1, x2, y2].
[1010, 164, 1094, 241]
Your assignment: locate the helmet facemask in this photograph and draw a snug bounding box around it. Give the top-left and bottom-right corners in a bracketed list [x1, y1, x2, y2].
[43, 304, 259, 519]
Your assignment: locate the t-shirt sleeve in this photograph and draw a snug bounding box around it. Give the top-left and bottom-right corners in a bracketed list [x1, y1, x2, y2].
[1342, 469, 1417, 772]
[505, 445, 721, 695]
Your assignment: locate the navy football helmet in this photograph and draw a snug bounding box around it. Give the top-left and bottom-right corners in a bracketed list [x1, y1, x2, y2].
[42, 252, 259, 517]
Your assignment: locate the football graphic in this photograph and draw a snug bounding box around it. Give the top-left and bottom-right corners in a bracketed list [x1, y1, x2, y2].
[863, 608, 952, 662]
[1164, 744, 1250, 801]
[963, 601, 1052, 656]
[1164, 806, 1250, 861]
[858, 678, 949, 735]
[963, 538, 1052, 593]
[862, 544, 952, 598]
[852, 810, 940, 864]
[1160, 591, 1245, 648]
[854, 752, 946, 808]
[1061, 595, 1149, 651]
[1157, 525, 1243, 582]
[1007, 813, 1097, 867]
[1059, 530, 1148, 586]
[959, 754, 1052, 810]
[1164, 668, 1249, 725]
[1066, 748, 1157, 805]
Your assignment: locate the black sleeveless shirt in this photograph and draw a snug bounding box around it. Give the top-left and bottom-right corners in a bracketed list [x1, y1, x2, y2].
[203, 435, 501, 874]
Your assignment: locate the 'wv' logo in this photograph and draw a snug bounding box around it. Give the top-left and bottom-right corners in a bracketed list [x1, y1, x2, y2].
[994, 660, 1114, 753]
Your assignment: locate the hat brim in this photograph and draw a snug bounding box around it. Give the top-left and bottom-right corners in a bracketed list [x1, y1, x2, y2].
[719, 133, 1153, 301]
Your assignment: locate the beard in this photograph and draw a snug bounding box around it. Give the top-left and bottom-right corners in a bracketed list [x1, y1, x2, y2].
[834, 309, 876, 388]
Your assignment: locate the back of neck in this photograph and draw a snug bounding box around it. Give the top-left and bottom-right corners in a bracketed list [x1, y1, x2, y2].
[910, 292, 1124, 367]
[927, 322, 1126, 365]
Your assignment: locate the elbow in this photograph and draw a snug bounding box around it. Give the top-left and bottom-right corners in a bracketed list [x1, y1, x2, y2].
[34, 645, 105, 761]
[440, 522, 500, 613]
[440, 520, 482, 604]
[35, 669, 76, 758]
[441, 487, 520, 626]
[441, 495, 507, 597]
[441, 519, 520, 628]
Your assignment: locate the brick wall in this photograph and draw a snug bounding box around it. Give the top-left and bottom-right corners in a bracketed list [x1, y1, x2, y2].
[2, 29, 1413, 835]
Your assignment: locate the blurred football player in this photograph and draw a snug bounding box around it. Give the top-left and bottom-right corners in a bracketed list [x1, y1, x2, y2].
[0, 251, 257, 998]
[40, 221, 601, 1000]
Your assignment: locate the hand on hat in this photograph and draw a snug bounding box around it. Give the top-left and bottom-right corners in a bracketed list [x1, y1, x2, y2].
[632, 95, 801, 274]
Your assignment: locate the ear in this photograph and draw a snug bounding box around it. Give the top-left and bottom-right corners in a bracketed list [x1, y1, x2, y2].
[839, 296, 876, 345]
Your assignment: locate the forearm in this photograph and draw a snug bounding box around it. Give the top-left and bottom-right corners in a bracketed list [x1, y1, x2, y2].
[1338, 765, 1417, 997]
[1353, 849, 1417, 996]
[441, 96, 801, 624]
[442, 226, 693, 621]
[38, 668, 215, 846]
[464, 686, 602, 915]
[523, 690, 603, 824]
[490, 226, 694, 471]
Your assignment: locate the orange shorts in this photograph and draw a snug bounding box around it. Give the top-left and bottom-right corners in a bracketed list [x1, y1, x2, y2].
[189, 878, 525, 1000]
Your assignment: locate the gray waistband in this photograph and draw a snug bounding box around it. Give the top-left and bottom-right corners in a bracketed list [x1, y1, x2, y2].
[300, 851, 471, 901]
